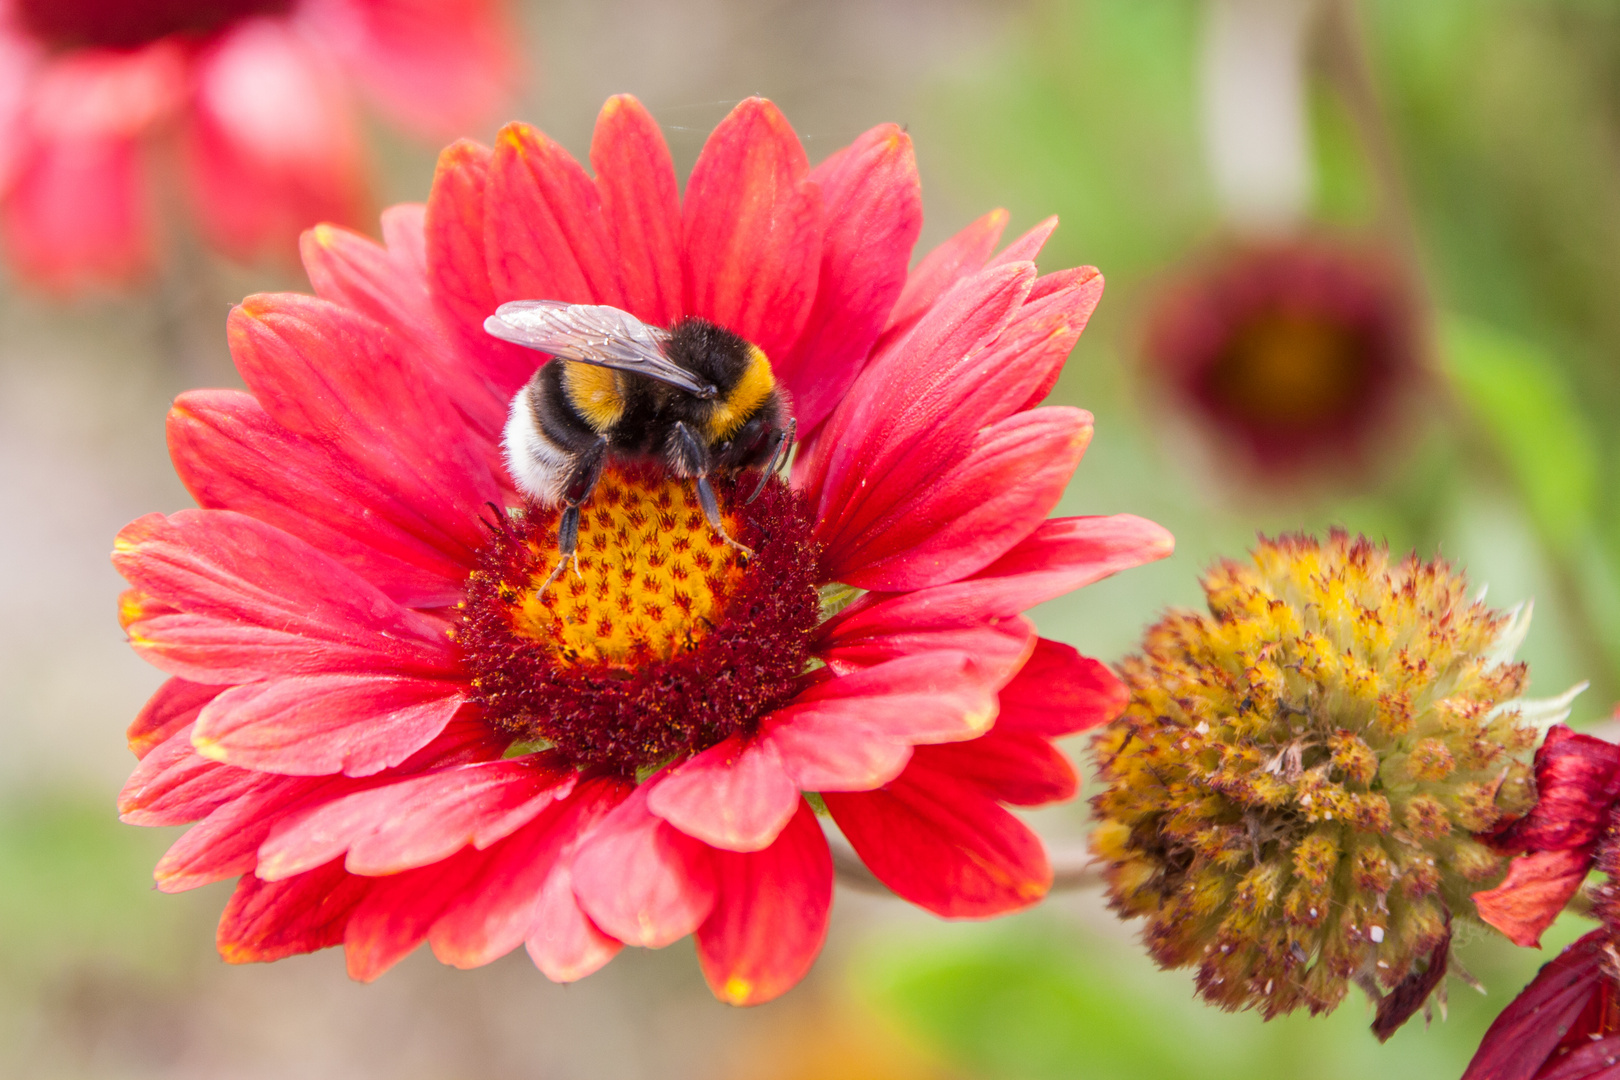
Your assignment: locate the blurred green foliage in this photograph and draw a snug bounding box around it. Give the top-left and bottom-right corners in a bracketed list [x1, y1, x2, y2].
[861, 909, 1589, 1080]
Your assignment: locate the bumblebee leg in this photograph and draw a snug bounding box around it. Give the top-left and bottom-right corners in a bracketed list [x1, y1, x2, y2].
[538, 437, 608, 599]
[671, 421, 754, 559]
[745, 417, 797, 505]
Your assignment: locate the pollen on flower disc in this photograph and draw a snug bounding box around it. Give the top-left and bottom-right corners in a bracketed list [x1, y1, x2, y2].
[459, 465, 821, 775]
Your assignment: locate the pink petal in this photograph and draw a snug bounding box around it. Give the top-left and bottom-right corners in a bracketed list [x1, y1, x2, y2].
[310, 0, 517, 139]
[127, 677, 221, 759]
[590, 94, 682, 328]
[647, 737, 800, 853]
[986, 215, 1058, 269]
[908, 728, 1078, 807]
[380, 202, 427, 275]
[1473, 847, 1596, 949]
[828, 406, 1092, 591]
[777, 123, 922, 435]
[118, 722, 261, 826]
[526, 861, 623, 982]
[193, 673, 465, 778]
[798, 261, 1032, 538]
[344, 845, 489, 981]
[226, 295, 502, 557]
[682, 97, 823, 367]
[817, 605, 1034, 685]
[424, 138, 536, 395]
[571, 781, 717, 948]
[876, 209, 1008, 351]
[695, 799, 831, 1005]
[300, 220, 433, 340]
[114, 510, 457, 684]
[185, 19, 367, 262]
[167, 390, 471, 609]
[4, 130, 151, 291]
[763, 651, 999, 791]
[825, 766, 1051, 918]
[218, 861, 374, 964]
[430, 777, 628, 970]
[485, 121, 626, 309]
[951, 514, 1176, 617]
[998, 638, 1128, 737]
[1461, 929, 1609, 1080]
[257, 755, 575, 878]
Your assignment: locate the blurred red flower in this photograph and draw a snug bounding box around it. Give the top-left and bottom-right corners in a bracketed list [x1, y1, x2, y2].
[113, 95, 1173, 1004]
[1141, 236, 1423, 484]
[0, 0, 516, 290]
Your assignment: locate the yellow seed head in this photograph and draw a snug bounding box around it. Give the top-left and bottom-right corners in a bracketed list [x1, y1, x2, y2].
[1090, 531, 1536, 1018]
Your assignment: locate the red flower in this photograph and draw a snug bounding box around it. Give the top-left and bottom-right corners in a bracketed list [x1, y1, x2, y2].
[1142, 236, 1422, 482]
[1463, 930, 1620, 1080]
[114, 95, 1174, 1004]
[0, 0, 516, 290]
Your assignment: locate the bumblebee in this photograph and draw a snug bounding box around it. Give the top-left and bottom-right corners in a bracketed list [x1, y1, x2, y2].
[485, 300, 795, 592]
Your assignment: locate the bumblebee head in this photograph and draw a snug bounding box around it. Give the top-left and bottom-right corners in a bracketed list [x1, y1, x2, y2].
[666, 318, 778, 441]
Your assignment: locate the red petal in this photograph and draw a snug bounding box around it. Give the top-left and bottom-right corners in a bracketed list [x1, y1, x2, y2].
[778, 123, 922, 435]
[695, 799, 831, 1005]
[430, 777, 627, 970]
[830, 406, 1092, 591]
[817, 602, 1034, 685]
[987, 216, 1059, 268]
[682, 97, 822, 367]
[571, 781, 717, 948]
[343, 844, 490, 981]
[153, 771, 328, 891]
[127, 677, 220, 758]
[226, 295, 502, 555]
[764, 651, 999, 791]
[218, 861, 373, 964]
[909, 727, 1078, 807]
[486, 121, 626, 309]
[1492, 725, 1620, 854]
[300, 221, 433, 342]
[1462, 929, 1610, 1080]
[257, 755, 575, 878]
[184, 20, 366, 262]
[168, 390, 471, 609]
[193, 674, 465, 778]
[118, 721, 258, 825]
[953, 514, 1176, 617]
[876, 209, 1008, 351]
[316, 0, 516, 139]
[825, 765, 1051, 918]
[1000, 637, 1128, 737]
[1539, 1036, 1620, 1080]
[647, 737, 800, 853]
[113, 510, 457, 684]
[800, 261, 1032, 546]
[1473, 846, 1596, 948]
[5, 130, 151, 291]
[590, 94, 682, 328]
[526, 861, 623, 982]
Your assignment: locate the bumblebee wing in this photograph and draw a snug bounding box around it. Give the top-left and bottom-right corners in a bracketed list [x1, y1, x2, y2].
[485, 300, 717, 398]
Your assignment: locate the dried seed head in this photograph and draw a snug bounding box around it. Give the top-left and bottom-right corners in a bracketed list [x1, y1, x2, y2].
[1090, 530, 1538, 1018]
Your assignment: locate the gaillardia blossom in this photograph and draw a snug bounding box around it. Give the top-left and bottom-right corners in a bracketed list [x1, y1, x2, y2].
[1142, 237, 1422, 482]
[0, 0, 516, 290]
[114, 95, 1173, 1004]
[1091, 532, 1545, 1033]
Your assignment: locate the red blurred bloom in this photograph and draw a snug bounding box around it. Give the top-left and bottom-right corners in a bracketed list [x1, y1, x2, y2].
[114, 96, 1173, 1004]
[0, 0, 516, 290]
[1142, 236, 1423, 482]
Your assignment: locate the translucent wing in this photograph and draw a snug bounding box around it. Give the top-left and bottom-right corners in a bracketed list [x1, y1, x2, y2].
[485, 300, 717, 397]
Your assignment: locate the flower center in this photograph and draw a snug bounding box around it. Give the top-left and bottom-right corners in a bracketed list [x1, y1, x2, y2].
[1207, 313, 1367, 429]
[458, 465, 821, 775]
[17, 0, 293, 51]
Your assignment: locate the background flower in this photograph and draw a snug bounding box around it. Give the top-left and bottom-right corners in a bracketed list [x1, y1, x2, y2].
[0, 0, 517, 290]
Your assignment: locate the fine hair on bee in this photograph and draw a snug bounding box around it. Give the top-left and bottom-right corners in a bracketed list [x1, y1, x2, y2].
[485, 300, 796, 597]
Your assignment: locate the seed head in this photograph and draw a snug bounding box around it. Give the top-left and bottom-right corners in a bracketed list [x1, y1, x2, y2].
[1091, 531, 1538, 1018]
